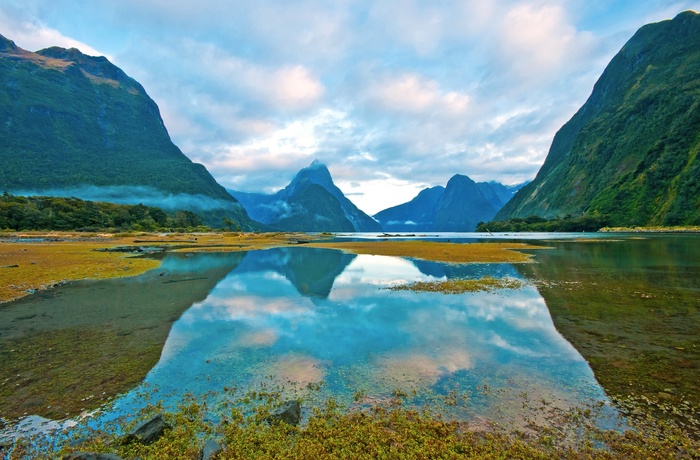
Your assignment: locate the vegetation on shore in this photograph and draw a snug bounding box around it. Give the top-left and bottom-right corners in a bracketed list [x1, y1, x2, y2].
[600, 225, 700, 232]
[0, 193, 208, 232]
[0, 238, 160, 303]
[4, 385, 698, 460]
[0, 232, 310, 303]
[476, 214, 609, 233]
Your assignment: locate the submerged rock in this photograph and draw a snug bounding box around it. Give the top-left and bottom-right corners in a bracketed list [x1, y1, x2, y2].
[63, 453, 123, 460]
[125, 413, 170, 445]
[266, 400, 301, 426]
[200, 439, 223, 460]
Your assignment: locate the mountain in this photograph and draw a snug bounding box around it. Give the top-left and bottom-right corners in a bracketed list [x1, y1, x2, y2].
[231, 161, 382, 232]
[0, 35, 257, 229]
[373, 176, 527, 232]
[496, 11, 700, 226]
[372, 186, 445, 231]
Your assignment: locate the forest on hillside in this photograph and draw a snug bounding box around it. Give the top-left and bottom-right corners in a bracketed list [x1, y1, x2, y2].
[0, 193, 209, 232]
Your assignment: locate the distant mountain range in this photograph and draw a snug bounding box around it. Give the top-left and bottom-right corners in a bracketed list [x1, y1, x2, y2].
[497, 11, 700, 227]
[374, 176, 527, 232]
[231, 160, 381, 232]
[0, 34, 257, 229]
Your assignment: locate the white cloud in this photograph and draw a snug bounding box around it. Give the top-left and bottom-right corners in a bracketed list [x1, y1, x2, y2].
[179, 40, 324, 112]
[367, 73, 471, 116]
[0, 9, 105, 57]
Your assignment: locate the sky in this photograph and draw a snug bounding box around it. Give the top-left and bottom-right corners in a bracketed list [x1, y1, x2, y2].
[1, 1, 699, 214]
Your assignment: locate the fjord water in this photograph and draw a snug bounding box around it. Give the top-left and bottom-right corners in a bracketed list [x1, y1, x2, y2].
[4, 234, 698, 437]
[102, 246, 613, 428]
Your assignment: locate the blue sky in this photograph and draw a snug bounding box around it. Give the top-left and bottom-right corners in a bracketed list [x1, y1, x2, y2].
[1, 0, 699, 214]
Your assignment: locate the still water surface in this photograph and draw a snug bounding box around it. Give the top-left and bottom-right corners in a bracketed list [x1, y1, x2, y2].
[101, 246, 612, 427]
[16, 232, 698, 438]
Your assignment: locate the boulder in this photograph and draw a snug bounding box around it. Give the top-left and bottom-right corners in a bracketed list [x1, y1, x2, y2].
[200, 439, 223, 460]
[125, 414, 170, 445]
[266, 400, 301, 426]
[63, 453, 123, 460]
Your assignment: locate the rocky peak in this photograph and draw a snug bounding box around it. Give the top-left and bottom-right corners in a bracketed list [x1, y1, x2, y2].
[0, 34, 20, 53]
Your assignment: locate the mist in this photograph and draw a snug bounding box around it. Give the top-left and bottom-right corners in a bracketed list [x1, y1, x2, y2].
[8, 185, 240, 212]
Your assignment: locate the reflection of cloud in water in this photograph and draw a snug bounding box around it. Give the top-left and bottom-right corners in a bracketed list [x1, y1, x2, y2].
[490, 333, 549, 358]
[192, 295, 315, 322]
[237, 328, 278, 347]
[113, 249, 612, 427]
[375, 348, 472, 388]
[332, 255, 441, 293]
[264, 353, 326, 386]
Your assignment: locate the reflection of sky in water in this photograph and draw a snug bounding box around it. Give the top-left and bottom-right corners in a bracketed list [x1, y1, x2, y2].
[111, 248, 612, 425]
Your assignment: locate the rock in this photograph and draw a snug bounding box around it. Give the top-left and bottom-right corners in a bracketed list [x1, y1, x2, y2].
[63, 453, 124, 460]
[200, 439, 223, 460]
[266, 400, 301, 426]
[125, 414, 170, 445]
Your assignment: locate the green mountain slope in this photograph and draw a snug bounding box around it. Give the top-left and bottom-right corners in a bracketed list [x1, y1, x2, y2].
[0, 35, 257, 229]
[496, 11, 700, 226]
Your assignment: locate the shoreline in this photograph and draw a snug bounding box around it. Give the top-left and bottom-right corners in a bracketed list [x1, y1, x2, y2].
[1, 231, 544, 304]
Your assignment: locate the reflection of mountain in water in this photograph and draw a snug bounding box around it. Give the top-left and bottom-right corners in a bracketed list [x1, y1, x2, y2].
[108, 249, 613, 431]
[233, 247, 356, 298]
[0, 251, 247, 420]
[410, 259, 523, 280]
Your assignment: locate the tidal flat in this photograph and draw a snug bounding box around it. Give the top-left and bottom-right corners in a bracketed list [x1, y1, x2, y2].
[1, 232, 698, 458]
[0, 232, 544, 421]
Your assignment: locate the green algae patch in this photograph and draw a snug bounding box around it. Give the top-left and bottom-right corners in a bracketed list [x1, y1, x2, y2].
[516, 237, 700, 417]
[389, 276, 525, 294]
[0, 327, 163, 420]
[309, 241, 543, 264]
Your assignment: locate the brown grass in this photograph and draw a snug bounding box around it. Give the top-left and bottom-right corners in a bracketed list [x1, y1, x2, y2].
[0, 232, 318, 303]
[0, 239, 159, 303]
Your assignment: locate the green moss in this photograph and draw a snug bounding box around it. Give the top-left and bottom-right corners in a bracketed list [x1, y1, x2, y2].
[388, 276, 524, 294]
[12, 388, 692, 460]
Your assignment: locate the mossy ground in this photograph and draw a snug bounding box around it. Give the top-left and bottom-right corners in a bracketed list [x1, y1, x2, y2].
[0, 232, 314, 303]
[6, 388, 698, 460]
[0, 237, 159, 303]
[388, 276, 525, 294]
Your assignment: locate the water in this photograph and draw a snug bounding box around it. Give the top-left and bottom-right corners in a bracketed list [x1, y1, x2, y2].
[100, 246, 612, 429]
[7, 233, 698, 442]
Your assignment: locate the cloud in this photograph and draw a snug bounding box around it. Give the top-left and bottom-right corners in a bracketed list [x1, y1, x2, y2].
[179, 40, 324, 112]
[0, 7, 105, 57]
[498, 3, 578, 76]
[4, 0, 697, 212]
[366, 73, 470, 117]
[9, 185, 237, 212]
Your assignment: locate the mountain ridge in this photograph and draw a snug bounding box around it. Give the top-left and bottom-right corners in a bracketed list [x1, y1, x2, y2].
[374, 176, 527, 232]
[231, 161, 381, 232]
[0, 35, 258, 229]
[496, 11, 700, 226]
